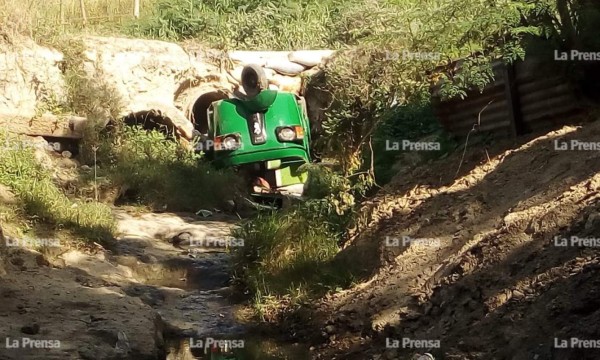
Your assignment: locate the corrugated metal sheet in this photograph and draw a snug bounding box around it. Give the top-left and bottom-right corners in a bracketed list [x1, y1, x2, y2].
[433, 61, 510, 136]
[432, 58, 585, 138]
[515, 59, 583, 132]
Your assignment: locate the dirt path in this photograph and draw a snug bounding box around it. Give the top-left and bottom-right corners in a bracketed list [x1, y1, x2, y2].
[0, 208, 242, 359]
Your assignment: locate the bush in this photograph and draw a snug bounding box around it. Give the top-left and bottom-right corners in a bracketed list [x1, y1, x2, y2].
[128, 0, 353, 49]
[98, 126, 243, 212]
[231, 206, 353, 309]
[231, 164, 368, 315]
[371, 97, 456, 185]
[0, 132, 115, 242]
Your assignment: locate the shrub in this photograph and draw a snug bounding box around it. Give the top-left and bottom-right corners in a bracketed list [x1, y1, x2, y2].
[231, 206, 353, 307]
[98, 126, 243, 211]
[0, 131, 115, 242]
[231, 164, 366, 314]
[371, 97, 456, 185]
[128, 0, 352, 49]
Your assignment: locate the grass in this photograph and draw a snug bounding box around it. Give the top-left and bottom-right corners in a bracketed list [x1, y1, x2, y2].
[92, 126, 244, 212]
[0, 0, 150, 41]
[231, 166, 361, 320]
[232, 208, 354, 320]
[0, 131, 116, 243]
[0, 0, 360, 50]
[127, 0, 349, 49]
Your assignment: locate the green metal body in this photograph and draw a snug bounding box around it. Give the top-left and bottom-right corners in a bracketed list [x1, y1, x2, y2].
[208, 90, 311, 189]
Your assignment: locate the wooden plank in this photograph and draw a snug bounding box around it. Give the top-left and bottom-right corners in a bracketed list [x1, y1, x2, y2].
[0, 114, 87, 139]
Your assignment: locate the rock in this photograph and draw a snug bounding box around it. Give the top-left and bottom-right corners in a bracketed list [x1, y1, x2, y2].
[33, 143, 55, 169]
[224, 199, 236, 212]
[325, 324, 336, 334]
[27, 136, 51, 150]
[47, 141, 64, 152]
[140, 291, 164, 306]
[0, 184, 17, 205]
[21, 323, 40, 335]
[58, 157, 79, 169]
[61, 150, 72, 158]
[196, 209, 213, 217]
[418, 354, 435, 360]
[512, 289, 525, 299]
[0, 37, 65, 119]
[114, 331, 131, 355]
[171, 232, 192, 248]
[139, 254, 158, 264]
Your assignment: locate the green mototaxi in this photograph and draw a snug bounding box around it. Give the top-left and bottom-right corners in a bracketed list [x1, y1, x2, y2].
[205, 87, 311, 197]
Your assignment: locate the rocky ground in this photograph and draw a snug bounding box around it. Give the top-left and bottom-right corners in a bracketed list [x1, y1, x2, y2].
[311, 120, 600, 360]
[0, 208, 241, 360]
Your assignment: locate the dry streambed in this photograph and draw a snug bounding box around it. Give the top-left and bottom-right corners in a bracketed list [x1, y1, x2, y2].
[0, 209, 248, 359]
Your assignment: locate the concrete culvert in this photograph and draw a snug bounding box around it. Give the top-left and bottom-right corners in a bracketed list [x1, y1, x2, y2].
[189, 90, 229, 134]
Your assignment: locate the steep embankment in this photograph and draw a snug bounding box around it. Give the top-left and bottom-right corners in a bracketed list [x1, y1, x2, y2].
[316, 120, 600, 359]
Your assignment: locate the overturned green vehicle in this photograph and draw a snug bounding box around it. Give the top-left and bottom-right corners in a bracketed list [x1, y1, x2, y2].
[198, 65, 312, 200]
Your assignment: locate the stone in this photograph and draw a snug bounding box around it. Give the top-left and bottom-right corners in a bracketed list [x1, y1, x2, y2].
[0, 37, 64, 119]
[58, 157, 79, 169]
[0, 184, 17, 205]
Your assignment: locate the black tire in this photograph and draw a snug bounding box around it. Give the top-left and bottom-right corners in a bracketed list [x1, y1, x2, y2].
[241, 64, 269, 97]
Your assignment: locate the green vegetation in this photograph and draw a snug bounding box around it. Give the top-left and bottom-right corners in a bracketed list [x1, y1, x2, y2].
[232, 165, 368, 318]
[96, 126, 243, 211]
[0, 0, 136, 41]
[372, 99, 456, 185]
[128, 0, 352, 49]
[0, 132, 115, 242]
[46, 37, 125, 165]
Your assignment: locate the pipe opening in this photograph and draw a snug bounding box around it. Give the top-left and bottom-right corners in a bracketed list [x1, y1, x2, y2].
[190, 91, 229, 134]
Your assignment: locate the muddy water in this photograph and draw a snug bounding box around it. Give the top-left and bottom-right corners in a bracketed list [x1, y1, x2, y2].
[113, 210, 312, 360]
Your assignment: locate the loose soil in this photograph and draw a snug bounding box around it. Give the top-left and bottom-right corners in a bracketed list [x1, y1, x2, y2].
[311, 121, 600, 360]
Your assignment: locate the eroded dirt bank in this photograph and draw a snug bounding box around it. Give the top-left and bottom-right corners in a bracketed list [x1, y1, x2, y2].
[0, 208, 241, 360]
[309, 121, 600, 359]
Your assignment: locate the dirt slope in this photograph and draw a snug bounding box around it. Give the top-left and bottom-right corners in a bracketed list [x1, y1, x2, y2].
[314, 120, 600, 359]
